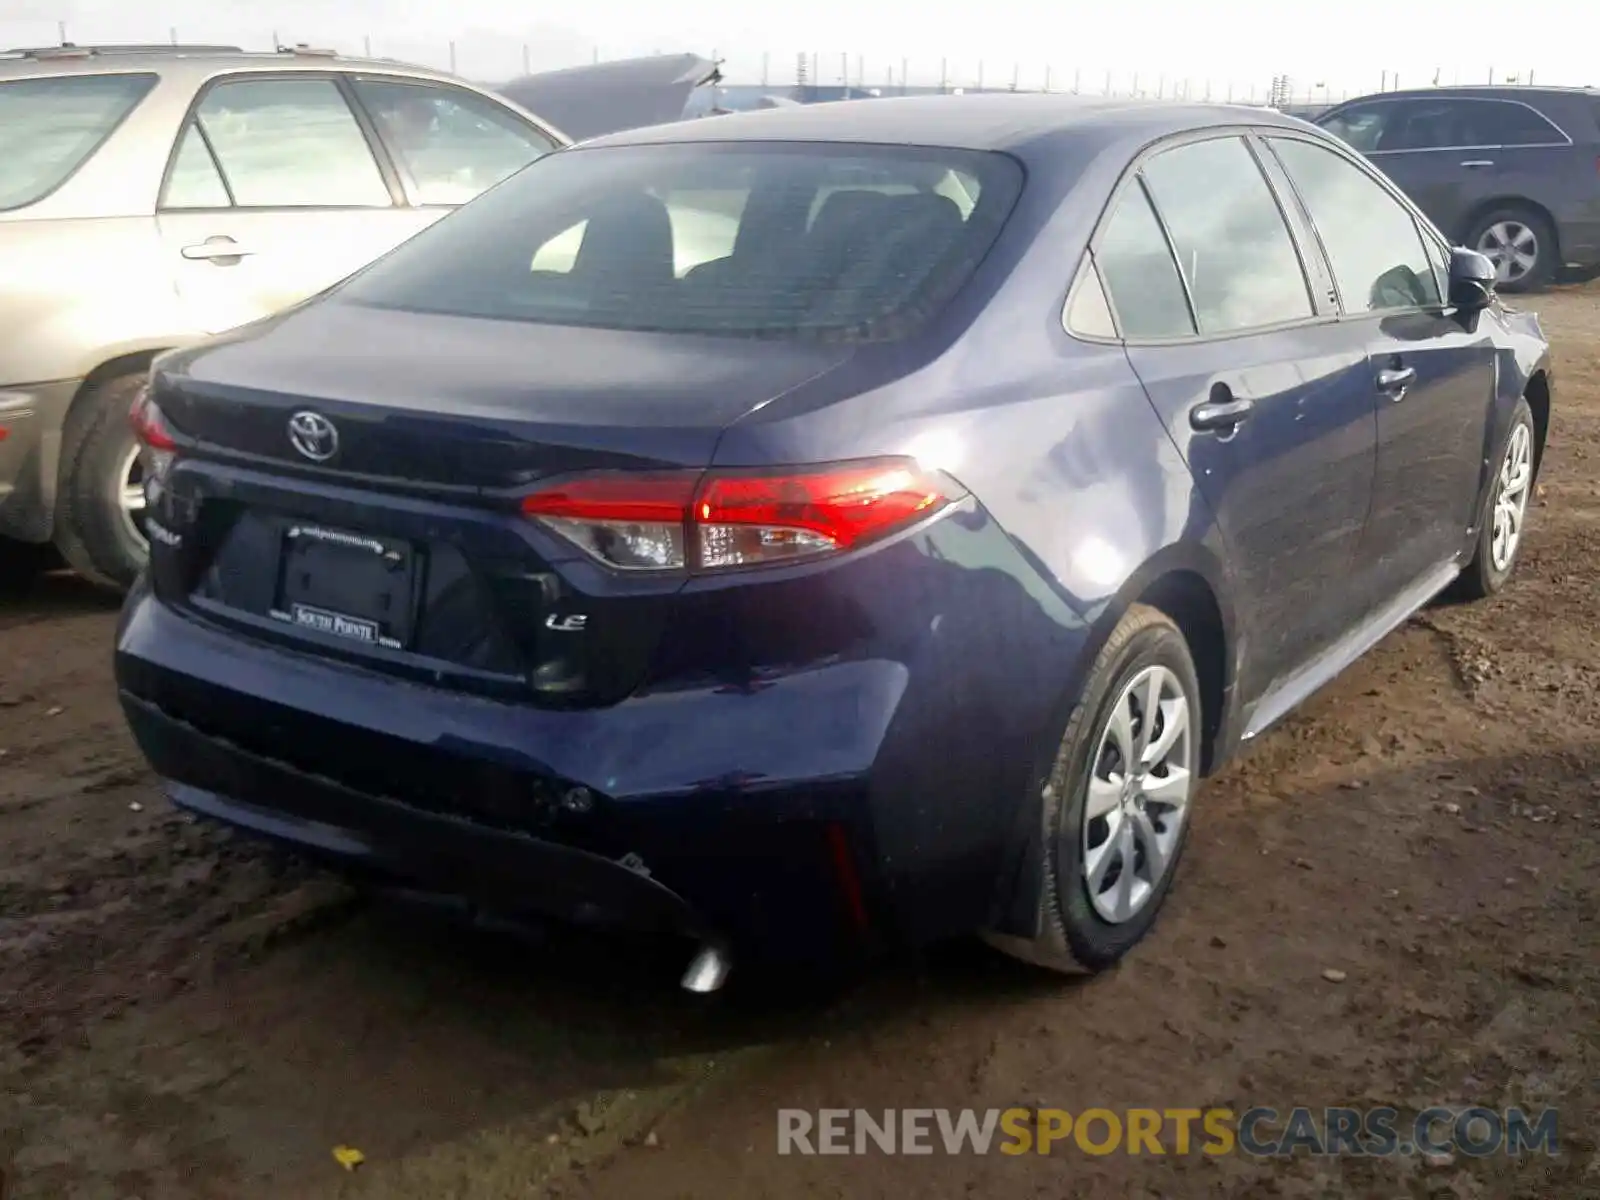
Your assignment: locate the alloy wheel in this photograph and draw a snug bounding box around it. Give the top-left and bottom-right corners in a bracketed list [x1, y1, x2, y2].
[1081, 664, 1195, 924]
[1491, 421, 1532, 573]
[1475, 221, 1540, 287]
[118, 444, 148, 549]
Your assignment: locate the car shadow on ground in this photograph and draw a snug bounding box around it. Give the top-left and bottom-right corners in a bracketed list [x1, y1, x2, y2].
[0, 542, 116, 627]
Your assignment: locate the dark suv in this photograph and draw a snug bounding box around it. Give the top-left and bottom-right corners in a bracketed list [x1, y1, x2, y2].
[1316, 86, 1600, 290]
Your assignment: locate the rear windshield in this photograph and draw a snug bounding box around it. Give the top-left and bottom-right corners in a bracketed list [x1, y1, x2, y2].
[336, 141, 1024, 341]
[0, 73, 158, 211]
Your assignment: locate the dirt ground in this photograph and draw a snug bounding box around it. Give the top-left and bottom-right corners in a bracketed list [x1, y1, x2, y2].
[3, 284, 1599, 1200]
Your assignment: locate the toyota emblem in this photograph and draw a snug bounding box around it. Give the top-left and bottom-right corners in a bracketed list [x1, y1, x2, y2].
[287, 411, 339, 462]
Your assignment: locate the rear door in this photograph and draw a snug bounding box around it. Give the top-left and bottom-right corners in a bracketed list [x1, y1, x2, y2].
[155, 73, 428, 335]
[1265, 134, 1495, 601]
[1100, 134, 1379, 692]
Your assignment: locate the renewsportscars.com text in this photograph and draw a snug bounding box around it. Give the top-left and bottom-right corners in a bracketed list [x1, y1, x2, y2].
[777, 1106, 1559, 1157]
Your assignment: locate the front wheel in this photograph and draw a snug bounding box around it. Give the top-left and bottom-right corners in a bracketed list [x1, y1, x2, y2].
[987, 604, 1202, 974]
[53, 373, 150, 593]
[1452, 398, 1536, 602]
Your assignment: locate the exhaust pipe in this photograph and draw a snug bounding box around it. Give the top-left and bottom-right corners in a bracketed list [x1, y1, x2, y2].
[680, 943, 732, 993]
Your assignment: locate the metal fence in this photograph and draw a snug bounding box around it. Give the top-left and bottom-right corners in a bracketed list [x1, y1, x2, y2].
[11, 20, 1553, 111]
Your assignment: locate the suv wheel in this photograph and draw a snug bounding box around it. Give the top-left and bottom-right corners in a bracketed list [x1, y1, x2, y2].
[54, 373, 149, 593]
[985, 604, 1202, 974]
[1468, 206, 1557, 293]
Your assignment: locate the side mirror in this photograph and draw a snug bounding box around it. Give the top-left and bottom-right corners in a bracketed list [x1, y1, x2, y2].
[1447, 247, 1496, 311]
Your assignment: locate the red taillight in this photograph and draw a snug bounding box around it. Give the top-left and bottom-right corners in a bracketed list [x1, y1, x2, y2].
[519, 458, 961, 573]
[128, 385, 176, 450]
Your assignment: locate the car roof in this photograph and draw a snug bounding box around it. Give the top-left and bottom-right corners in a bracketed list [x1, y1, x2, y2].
[0, 45, 469, 86]
[1330, 85, 1600, 106]
[583, 92, 1321, 161]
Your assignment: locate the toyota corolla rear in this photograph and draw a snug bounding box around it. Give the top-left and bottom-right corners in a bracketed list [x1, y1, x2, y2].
[113, 134, 1068, 977]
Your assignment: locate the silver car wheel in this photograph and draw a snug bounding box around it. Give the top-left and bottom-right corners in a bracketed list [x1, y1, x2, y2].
[1082, 664, 1196, 925]
[1475, 221, 1539, 286]
[118, 445, 148, 548]
[1490, 420, 1532, 573]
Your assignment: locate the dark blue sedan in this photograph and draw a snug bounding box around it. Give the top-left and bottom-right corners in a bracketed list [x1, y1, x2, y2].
[115, 94, 1553, 990]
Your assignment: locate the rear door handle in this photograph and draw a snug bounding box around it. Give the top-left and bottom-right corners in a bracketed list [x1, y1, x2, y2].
[1189, 396, 1255, 433]
[181, 238, 255, 261]
[1376, 366, 1417, 398]
[1459, 159, 1495, 168]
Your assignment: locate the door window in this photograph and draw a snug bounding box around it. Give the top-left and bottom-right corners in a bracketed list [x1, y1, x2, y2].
[163, 123, 231, 208]
[1316, 102, 1397, 153]
[353, 79, 557, 205]
[1139, 136, 1314, 335]
[178, 77, 392, 208]
[1269, 137, 1442, 313]
[1379, 99, 1470, 150]
[1094, 182, 1195, 339]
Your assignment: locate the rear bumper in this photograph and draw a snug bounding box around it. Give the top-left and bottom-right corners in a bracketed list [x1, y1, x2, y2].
[0, 380, 76, 542]
[115, 492, 1092, 960]
[116, 581, 913, 961]
[124, 692, 714, 939]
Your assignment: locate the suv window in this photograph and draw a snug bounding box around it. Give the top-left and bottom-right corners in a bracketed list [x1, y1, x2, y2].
[351, 79, 557, 206]
[1094, 182, 1194, 339]
[1456, 99, 1567, 146]
[0, 72, 157, 211]
[1139, 137, 1313, 335]
[1269, 138, 1442, 313]
[173, 78, 392, 209]
[1316, 102, 1396, 153]
[1379, 99, 1468, 151]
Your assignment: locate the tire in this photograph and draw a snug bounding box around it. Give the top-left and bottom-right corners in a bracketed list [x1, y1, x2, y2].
[1466, 205, 1558, 294]
[53, 373, 149, 593]
[986, 604, 1203, 974]
[1451, 398, 1536, 602]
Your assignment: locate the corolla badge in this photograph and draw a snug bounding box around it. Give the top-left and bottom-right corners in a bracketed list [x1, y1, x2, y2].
[287, 410, 339, 462]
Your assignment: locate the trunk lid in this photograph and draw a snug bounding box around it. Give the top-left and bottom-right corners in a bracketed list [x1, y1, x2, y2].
[155, 301, 852, 487]
[146, 304, 853, 706]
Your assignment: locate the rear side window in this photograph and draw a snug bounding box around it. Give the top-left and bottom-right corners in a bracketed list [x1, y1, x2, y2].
[0, 72, 157, 211]
[1268, 138, 1441, 313]
[336, 142, 1023, 342]
[167, 77, 392, 209]
[1139, 136, 1313, 334]
[1094, 183, 1194, 339]
[1455, 100, 1567, 147]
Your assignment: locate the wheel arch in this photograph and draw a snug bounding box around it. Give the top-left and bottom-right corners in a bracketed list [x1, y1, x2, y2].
[1524, 368, 1551, 480]
[58, 348, 167, 452]
[983, 540, 1243, 941]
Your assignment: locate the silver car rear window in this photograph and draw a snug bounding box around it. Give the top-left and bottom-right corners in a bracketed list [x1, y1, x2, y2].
[0, 72, 158, 211]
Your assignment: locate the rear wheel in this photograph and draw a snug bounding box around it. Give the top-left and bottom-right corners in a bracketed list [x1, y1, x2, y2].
[1468, 205, 1557, 293]
[53, 373, 150, 593]
[988, 604, 1202, 974]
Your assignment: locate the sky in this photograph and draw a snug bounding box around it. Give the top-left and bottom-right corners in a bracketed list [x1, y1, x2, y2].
[3, 0, 1590, 99]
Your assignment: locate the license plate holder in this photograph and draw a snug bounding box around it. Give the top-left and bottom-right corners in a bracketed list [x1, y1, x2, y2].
[272, 523, 420, 650]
